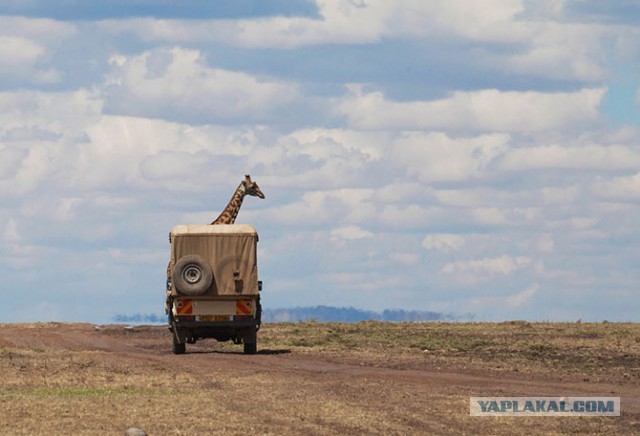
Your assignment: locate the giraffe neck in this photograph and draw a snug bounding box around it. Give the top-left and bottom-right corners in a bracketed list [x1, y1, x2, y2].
[211, 182, 246, 224]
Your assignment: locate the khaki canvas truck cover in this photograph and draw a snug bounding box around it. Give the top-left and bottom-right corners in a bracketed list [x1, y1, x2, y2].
[170, 224, 259, 296]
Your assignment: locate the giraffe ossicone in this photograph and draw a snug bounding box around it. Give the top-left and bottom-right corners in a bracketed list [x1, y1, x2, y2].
[210, 174, 265, 225]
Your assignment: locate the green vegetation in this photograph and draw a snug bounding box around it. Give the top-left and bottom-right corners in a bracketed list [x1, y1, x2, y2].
[10, 386, 153, 399]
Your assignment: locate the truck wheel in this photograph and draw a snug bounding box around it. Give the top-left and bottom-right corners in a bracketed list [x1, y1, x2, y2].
[243, 341, 257, 355]
[173, 254, 213, 296]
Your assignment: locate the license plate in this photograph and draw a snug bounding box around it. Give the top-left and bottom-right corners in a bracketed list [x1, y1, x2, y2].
[197, 315, 229, 322]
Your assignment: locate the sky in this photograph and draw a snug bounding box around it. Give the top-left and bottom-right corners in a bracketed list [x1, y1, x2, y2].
[1, 0, 639, 323]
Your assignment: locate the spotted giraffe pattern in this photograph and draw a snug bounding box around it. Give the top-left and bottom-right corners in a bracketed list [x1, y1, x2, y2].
[211, 175, 265, 225]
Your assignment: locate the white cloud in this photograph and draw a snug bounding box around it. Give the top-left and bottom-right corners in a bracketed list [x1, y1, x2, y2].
[375, 183, 426, 204]
[506, 283, 538, 308]
[569, 217, 599, 231]
[380, 204, 443, 227]
[388, 252, 420, 265]
[72, 116, 164, 190]
[73, 115, 258, 191]
[285, 128, 385, 162]
[337, 86, 605, 132]
[503, 22, 608, 81]
[90, 195, 136, 210]
[393, 132, 510, 183]
[0, 16, 76, 40]
[467, 206, 540, 227]
[330, 225, 373, 241]
[0, 16, 75, 84]
[540, 185, 580, 204]
[523, 0, 567, 18]
[415, 0, 525, 41]
[429, 189, 485, 207]
[266, 190, 366, 226]
[592, 173, 640, 199]
[53, 197, 82, 222]
[252, 128, 388, 191]
[97, 0, 526, 48]
[93, 1, 621, 84]
[468, 284, 539, 315]
[0, 88, 274, 201]
[3, 218, 21, 244]
[0, 35, 44, 67]
[500, 144, 640, 171]
[95, 7, 367, 48]
[332, 189, 376, 222]
[104, 47, 299, 123]
[442, 255, 531, 275]
[140, 150, 211, 181]
[0, 145, 52, 196]
[1, 217, 57, 269]
[0, 146, 28, 179]
[0, 89, 102, 138]
[472, 207, 507, 226]
[422, 234, 465, 252]
[0, 36, 60, 84]
[535, 234, 555, 253]
[229, 0, 524, 48]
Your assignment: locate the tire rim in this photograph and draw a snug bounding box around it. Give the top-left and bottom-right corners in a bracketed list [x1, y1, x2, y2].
[183, 265, 202, 284]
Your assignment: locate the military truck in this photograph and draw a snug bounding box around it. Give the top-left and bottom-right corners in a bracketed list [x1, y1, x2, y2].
[166, 224, 262, 354]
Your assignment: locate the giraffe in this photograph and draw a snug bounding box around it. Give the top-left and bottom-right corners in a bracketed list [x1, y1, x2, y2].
[211, 175, 265, 224]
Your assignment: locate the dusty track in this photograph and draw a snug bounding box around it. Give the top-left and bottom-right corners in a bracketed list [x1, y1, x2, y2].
[1, 323, 638, 435]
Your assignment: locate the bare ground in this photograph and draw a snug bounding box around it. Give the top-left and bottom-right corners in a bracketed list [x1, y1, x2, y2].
[0, 321, 639, 435]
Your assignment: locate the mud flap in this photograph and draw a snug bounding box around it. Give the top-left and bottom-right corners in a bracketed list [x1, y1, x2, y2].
[168, 311, 187, 354]
[171, 328, 186, 354]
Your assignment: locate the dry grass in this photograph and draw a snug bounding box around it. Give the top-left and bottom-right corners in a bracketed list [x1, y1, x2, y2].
[260, 321, 640, 382]
[1, 321, 639, 435]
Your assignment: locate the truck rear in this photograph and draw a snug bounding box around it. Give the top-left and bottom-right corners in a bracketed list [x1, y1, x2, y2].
[166, 224, 262, 354]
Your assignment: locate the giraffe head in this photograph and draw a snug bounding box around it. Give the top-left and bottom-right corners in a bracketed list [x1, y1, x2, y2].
[243, 174, 265, 199]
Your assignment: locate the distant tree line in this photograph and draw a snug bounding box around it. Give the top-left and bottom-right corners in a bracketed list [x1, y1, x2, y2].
[113, 313, 165, 323]
[114, 306, 463, 324]
[261, 306, 457, 322]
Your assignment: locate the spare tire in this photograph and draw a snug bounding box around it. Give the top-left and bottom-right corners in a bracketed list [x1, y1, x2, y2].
[172, 254, 213, 296]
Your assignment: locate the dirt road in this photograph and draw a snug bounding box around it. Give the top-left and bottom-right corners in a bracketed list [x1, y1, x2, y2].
[1, 322, 638, 435]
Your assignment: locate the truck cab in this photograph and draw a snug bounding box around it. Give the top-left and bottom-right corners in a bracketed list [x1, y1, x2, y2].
[166, 224, 262, 354]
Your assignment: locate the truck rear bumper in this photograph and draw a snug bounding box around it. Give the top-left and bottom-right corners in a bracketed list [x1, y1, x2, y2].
[171, 319, 258, 329]
[170, 317, 259, 345]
